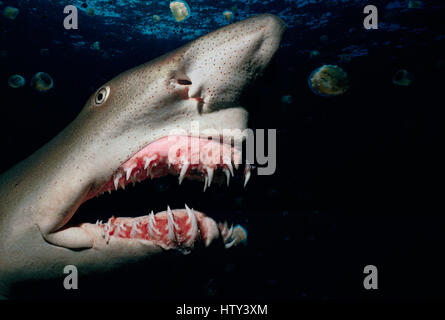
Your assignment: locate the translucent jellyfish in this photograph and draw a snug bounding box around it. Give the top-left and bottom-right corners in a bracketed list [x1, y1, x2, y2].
[225, 225, 248, 248]
[281, 95, 293, 104]
[392, 69, 414, 86]
[8, 75, 25, 89]
[91, 41, 100, 50]
[31, 72, 54, 92]
[152, 15, 160, 23]
[170, 1, 191, 22]
[87, 8, 95, 17]
[308, 65, 349, 97]
[309, 50, 320, 59]
[223, 10, 233, 21]
[3, 6, 19, 20]
[408, 1, 423, 8]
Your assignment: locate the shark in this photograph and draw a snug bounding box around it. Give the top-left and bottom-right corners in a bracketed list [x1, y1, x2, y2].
[0, 14, 285, 298]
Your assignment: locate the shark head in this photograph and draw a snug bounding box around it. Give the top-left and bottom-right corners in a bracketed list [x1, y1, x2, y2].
[0, 14, 285, 296]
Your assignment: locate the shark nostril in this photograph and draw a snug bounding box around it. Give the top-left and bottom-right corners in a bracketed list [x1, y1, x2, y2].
[177, 79, 192, 85]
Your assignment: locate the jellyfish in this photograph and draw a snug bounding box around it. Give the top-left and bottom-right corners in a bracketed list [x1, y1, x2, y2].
[8, 75, 25, 89]
[408, 0, 423, 8]
[223, 10, 233, 21]
[281, 95, 293, 104]
[3, 6, 19, 20]
[87, 8, 95, 17]
[152, 15, 160, 23]
[308, 65, 349, 97]
[31, 72, 53, 92]
[392, 69, 414, 86]
[91, 41, 100, 51]
[309, 50, 320, 59]
[170, 1, 191, 22]
[225, 225, 248, 248]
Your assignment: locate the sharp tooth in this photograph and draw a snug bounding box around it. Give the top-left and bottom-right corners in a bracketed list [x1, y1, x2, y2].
[113, 172, 122, 191]
[185, 204, 198, 243]
[244, 164, 251, 188]
[148, 211, 155, 238]
[226, 161, 234, 177]
[167, 206, 175, 242]
[178, 162, 189, 185]
[148, 211, 161, 237]
[144, 155, 157, 170]
[185, 204, 192, 217]
[224, 239, 237, 249]
[207, 168, 214, 187]
[125, 167, 133, 181]
[203, 175, 208, 192]
[225, 224, 234, 243]
[107, 189, 111, 194]
[95, 220, 99, 225]
[168, 206, 180, 229]
[224, 168, 230, 187]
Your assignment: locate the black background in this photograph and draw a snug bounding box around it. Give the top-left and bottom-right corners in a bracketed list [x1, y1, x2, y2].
[0, 0, 444, 299]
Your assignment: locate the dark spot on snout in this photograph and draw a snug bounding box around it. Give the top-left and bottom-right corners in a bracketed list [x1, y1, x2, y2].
[177, 79, 192, 85]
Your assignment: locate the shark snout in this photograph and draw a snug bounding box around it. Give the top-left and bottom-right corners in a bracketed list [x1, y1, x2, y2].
[176, 14, 286, 112]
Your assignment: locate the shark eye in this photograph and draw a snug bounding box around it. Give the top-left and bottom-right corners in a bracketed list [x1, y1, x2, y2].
[95, 86, 110, 105]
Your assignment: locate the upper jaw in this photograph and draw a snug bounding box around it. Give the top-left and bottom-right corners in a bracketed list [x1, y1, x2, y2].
[87, 135, 249, 199]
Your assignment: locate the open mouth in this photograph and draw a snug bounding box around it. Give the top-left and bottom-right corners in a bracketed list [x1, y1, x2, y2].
[71, 135, 250, 252]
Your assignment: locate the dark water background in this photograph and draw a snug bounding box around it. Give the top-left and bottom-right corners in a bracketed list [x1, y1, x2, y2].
[0, 0, 444, 299]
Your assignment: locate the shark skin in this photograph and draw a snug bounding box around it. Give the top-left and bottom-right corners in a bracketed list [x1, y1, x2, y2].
[0, 14, 285, 298]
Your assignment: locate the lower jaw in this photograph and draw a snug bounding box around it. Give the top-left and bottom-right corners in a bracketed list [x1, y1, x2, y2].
[92, 207, 243, 252]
